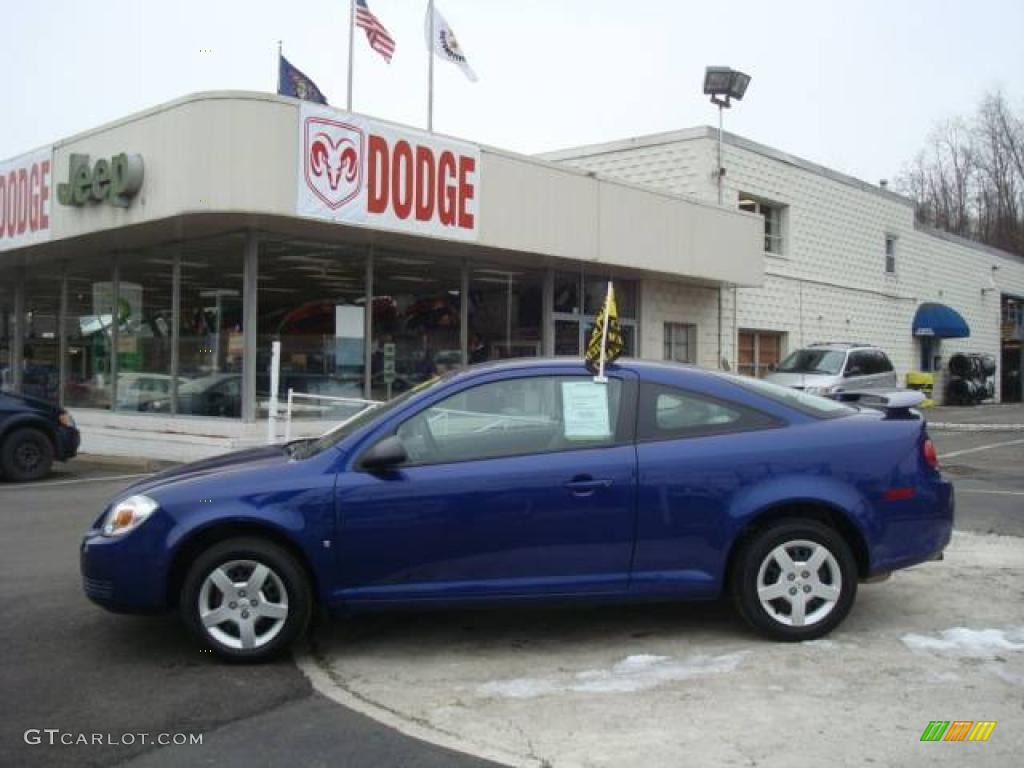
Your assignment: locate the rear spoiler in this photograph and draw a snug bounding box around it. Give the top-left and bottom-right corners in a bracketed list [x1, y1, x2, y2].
[828, 390, 925, 419]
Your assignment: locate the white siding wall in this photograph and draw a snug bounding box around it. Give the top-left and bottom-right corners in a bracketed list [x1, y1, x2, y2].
[552, 132, 1024, 400]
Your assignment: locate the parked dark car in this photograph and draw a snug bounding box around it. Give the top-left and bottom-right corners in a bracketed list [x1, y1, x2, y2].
[0, 390, 80, 481]
[81, 359, 952, 661]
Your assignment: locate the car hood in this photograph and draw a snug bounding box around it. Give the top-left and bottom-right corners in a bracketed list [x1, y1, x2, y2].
[122, 445, 292, 497]
[763, 372, 839, 389]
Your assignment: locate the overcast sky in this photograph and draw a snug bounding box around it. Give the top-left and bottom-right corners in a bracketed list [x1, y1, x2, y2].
[5, 0, 1023, 186]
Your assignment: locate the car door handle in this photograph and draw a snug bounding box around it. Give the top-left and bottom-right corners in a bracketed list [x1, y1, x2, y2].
[565, 476, 613, 495]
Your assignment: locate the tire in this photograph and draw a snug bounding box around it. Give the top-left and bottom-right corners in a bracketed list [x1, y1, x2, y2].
[180, 536, 312, 662]
[731, 518, 858, 642]
[0, 427, 55, 482]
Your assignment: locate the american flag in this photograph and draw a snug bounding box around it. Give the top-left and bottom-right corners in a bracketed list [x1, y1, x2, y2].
[355, 0, 396, 62]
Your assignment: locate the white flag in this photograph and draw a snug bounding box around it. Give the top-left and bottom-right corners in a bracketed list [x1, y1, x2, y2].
[424, 4, 478, 82]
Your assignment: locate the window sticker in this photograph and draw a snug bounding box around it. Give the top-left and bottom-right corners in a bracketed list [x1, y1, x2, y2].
[561, 381, 611, 439]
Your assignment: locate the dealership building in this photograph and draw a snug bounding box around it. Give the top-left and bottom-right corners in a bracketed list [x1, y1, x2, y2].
[2, 90, 1022, 460]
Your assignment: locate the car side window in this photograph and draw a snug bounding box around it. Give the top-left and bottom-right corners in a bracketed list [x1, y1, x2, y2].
[845, 351, 870, 377]
[874, 350, 894, 373]
[637, 382, 779, 441]
[394, 375, 625, 466]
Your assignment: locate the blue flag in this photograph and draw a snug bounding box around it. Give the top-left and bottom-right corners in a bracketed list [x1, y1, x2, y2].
[278, 55, 327, 104]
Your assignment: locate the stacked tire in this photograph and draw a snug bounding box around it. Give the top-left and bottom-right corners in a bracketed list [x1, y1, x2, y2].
[946, 353, 996, 405]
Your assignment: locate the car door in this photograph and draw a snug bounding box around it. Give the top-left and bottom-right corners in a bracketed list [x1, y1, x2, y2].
[332, 371, 638, 602]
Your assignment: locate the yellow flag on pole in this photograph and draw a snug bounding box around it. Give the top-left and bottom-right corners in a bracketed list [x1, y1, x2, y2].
[585, 281, 624, 378]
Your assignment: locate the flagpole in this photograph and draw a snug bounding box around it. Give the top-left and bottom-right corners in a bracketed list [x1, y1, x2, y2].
[276, 40, 283, 93]
[596, 281, 612, 383]
[427, 0, 435, 131]
[346, 0, 355, 110]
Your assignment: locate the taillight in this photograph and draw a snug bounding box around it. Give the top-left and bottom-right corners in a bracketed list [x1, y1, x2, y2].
[922, 439, 939, 470]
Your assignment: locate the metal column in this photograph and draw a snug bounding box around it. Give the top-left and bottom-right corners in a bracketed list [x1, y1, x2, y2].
[242, 231, 259, 423]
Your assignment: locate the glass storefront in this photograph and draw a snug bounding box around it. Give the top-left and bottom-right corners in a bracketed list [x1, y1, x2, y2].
[257, 240, 367, 419]
[65, 255, 114, 409]
[370, 251, 462, 401]
[0, 231, 644, 416]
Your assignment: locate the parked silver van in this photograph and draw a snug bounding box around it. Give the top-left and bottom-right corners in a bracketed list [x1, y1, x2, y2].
[765, 343, 898, 395]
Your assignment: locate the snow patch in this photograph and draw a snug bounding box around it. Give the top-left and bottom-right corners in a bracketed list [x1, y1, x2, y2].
[901, 626, 1024, 658]
[477, 652, 749, 699]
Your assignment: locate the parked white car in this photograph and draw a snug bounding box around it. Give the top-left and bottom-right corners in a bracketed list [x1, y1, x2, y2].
[765, 343, 898, 396]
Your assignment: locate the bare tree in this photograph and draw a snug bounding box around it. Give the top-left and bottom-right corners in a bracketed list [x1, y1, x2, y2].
[896, 90, 1024, 256]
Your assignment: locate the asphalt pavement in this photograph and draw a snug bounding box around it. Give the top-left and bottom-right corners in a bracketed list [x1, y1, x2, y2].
[0, 465, 497, 768]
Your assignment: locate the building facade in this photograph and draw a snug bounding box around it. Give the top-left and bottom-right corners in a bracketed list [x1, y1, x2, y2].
[545, 128, 1024, 403]
[0, 92, 761, 459]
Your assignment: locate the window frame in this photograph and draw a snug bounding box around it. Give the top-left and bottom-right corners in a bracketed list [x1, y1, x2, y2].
[884, 235, 897, 275]
[636, 381, 783, 444]
[739, 194, 786, 256]
[363, 372, 638, 470]
[663, 322, 697, 364]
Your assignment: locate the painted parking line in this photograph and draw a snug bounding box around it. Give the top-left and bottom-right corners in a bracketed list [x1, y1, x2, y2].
[0, 473, 150, 491]
[940, 438, 1024, 460]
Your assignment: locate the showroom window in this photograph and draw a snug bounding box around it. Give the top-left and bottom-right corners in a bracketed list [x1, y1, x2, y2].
[739, 195, 785, 255]
[64, 255, 115, 409]
[176, 235, 245, 418]
[0, 280, 12, 391]
[257, 239, 368, 419]
[885, 235, 897, 274]
[114, 248, 175, 412]
[553, 271, 637, 357]
[20, 274, 61, 403]
[395, 375, 625, 465]
[663, 322, 697, 363]
[468, 263, 543, 363]
[370, 250, 463, 401]
[738, 330, 784, 378]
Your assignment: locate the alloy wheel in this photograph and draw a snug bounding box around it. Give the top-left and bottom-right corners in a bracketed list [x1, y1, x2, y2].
[197, 559, 290, 650]
[755, 539, 842, 628]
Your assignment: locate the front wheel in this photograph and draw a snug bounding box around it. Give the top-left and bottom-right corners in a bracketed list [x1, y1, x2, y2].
[731, 519, 857, 641]
[180, 537, 312, 662]
[0, 427, 55, 482]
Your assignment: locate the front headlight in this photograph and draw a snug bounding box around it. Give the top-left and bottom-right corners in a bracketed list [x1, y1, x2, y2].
[102, 495, 159, 537]
[58, 410, 75, 427]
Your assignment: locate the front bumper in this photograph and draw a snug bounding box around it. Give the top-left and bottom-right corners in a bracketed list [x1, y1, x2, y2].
[56, 425, 80, 462]
[80, 524, 172, 613]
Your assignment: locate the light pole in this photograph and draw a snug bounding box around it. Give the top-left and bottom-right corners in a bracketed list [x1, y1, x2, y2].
[703, 66, 751, 205]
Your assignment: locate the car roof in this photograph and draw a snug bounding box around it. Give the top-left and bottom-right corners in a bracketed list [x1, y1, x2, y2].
[804, 343, 882, 351]
[447, 357, 719, 384]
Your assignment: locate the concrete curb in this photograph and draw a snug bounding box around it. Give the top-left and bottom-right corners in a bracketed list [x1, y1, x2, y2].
[296, 645, 541, 768]
[73, 454, 179, 473]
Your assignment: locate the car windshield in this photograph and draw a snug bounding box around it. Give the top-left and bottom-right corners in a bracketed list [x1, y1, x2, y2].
[291, 374, 448, 459]
[776, 349, 846, 375]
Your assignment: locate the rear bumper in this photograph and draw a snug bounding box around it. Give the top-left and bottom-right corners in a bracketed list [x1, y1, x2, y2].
[868, 479, 954, 575]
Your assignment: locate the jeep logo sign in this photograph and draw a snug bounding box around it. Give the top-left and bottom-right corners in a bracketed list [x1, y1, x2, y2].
[297, 104, 479, 242]
[57, 153, 144, 208]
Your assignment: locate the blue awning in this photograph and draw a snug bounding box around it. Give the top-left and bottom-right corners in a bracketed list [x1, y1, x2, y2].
[912, 303, 970, 338]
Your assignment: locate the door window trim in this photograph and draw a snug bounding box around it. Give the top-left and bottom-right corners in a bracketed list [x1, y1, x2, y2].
[358, 372, 638, 470]
[635, 381, 783, 443]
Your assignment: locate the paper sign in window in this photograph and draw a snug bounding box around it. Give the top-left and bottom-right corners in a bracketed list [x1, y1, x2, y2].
[561, 381, 611, 439]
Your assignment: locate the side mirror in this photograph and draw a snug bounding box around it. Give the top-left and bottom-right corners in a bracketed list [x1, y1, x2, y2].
[360, 435, 407, 471]
[846, 366, 862, 377]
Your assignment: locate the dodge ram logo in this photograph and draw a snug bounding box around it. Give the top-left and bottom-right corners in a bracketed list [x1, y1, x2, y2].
[304, 117, 364, 210]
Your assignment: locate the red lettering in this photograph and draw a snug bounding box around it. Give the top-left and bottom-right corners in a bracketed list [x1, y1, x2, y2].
[39, 160, 50, 230]
[0, 173, 6, 238]
[28, 164, 40, 232]
[16, 169, 28, 235]
[392, 140, 413, 220]
[367, 135, 389, 214]
[437, 152, 457, 226]
[414, 146, 436, 221]
[457, 156, 475, 229]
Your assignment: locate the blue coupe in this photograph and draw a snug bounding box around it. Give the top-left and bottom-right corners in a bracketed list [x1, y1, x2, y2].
[81, 359, 953, 660]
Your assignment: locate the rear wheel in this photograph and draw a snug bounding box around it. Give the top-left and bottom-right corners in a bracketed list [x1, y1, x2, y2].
[0, 427, 55, 482]
[731, 519, 857, 641]
[180, 537, 312, 662]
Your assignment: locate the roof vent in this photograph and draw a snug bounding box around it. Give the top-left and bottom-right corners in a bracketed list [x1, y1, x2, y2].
[879, 179, 889, 189]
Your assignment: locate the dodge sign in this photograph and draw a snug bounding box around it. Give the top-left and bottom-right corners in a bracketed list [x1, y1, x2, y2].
[297, 103, 479, 242]
[0, 148, 52, 252]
